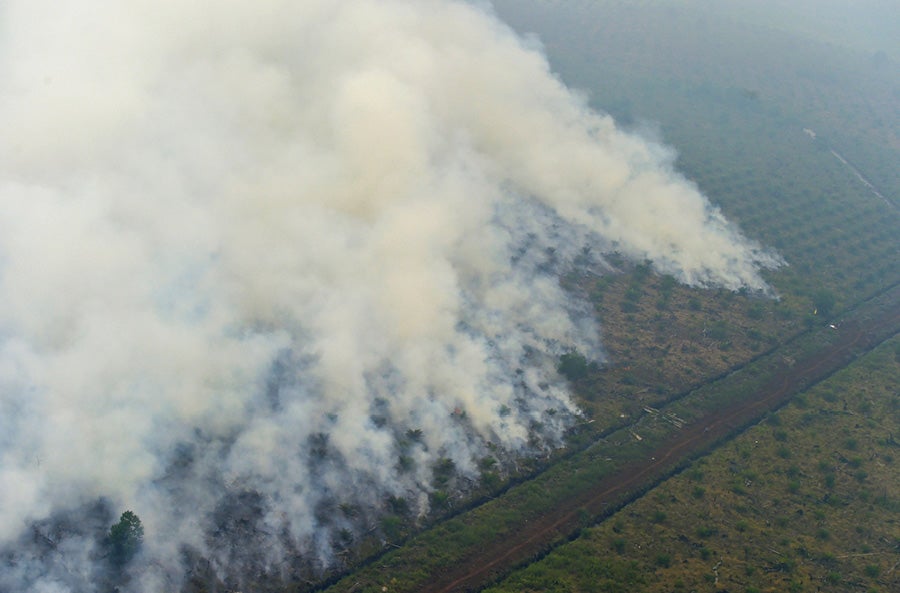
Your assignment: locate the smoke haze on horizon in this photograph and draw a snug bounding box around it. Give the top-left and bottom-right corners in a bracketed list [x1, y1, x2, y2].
[0, 1, 782, 590]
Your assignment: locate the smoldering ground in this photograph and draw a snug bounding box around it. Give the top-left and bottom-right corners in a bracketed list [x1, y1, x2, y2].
[0, 0, 782, 590]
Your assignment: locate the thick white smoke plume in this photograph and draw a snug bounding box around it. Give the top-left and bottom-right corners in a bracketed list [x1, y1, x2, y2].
[0, 0, 781, 590]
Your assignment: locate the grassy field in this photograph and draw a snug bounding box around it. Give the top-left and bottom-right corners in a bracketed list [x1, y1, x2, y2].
[314, 283, 898, 593]
[485, 335, 900, 593]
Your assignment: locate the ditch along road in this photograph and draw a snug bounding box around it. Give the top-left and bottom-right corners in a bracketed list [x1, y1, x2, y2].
[411, 285, 900, 593]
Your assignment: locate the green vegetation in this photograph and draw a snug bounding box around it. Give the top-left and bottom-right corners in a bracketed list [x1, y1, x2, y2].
[107, 510, 144, 568]
[558, 350, 591, 382]
[486, 336, 900, 593]
[322, 288, 898, 593]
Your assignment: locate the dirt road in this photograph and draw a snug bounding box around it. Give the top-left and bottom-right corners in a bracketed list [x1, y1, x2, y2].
[423, 289, 900, 593]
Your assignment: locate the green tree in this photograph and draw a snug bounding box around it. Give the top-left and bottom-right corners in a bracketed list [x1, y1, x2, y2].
[812, 289, 836, 316]
[108, 510, 144, 567]
[558, 351, 589, 381]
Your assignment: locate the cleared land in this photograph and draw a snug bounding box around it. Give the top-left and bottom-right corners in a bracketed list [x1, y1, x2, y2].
[486, 336, 900, 593]
[431, 291, 900, 593]
[321, 285, 899, 593]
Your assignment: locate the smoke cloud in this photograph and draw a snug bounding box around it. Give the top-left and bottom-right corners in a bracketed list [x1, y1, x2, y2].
[0, 0, 781, 590]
